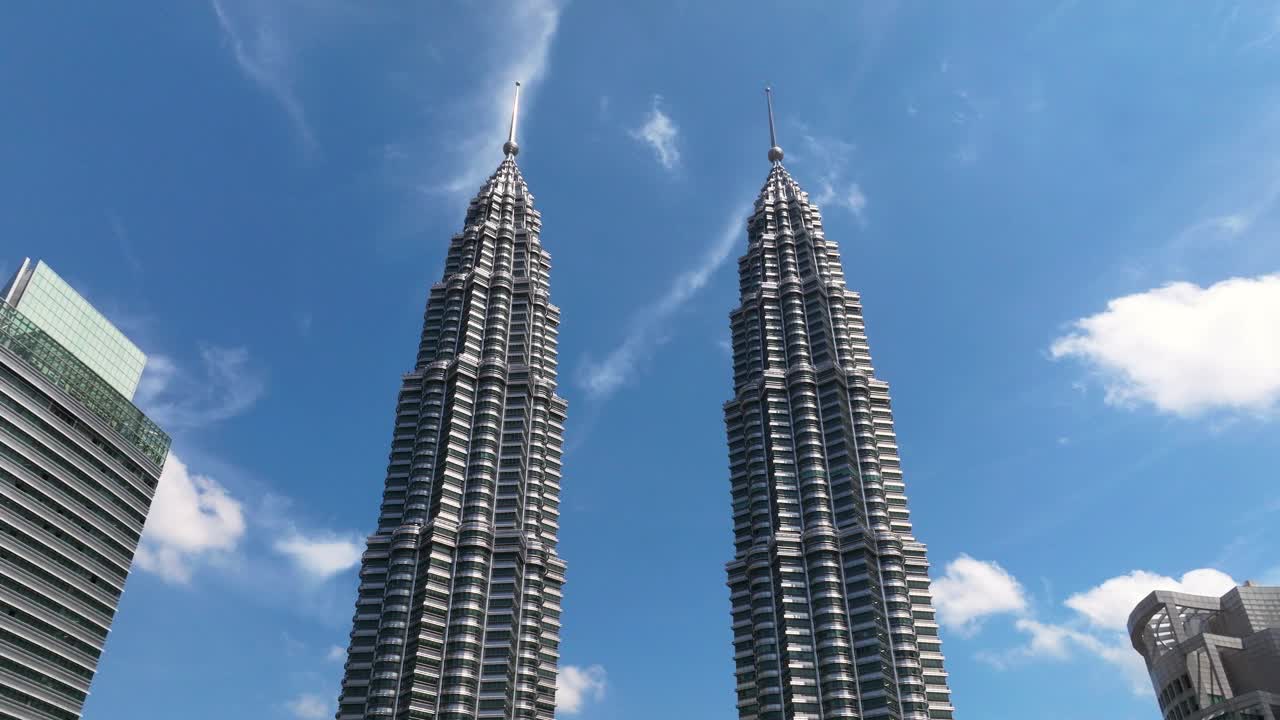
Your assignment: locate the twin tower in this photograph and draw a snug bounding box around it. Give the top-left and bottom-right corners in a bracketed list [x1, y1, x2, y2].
[333, 86, 956, 720]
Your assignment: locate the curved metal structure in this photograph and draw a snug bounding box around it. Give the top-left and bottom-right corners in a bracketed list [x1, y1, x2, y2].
[721, 89, 954, 720]
[1128, 585, 1280, 720]
[336, 84, 567, 720]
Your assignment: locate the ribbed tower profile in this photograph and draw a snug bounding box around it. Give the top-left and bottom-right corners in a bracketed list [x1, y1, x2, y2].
[336, 84, 568, 720]
[722, 90, 954, 720]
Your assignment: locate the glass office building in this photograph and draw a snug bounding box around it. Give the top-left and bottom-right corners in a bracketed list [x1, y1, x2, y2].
[0, 259, 168, 720]
[720, 93, 955, 720]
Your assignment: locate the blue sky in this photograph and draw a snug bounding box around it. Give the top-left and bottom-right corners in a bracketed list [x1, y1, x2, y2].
[4, 2, 1280, 719]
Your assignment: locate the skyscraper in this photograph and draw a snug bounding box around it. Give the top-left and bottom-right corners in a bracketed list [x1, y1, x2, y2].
[336, 84, 568, 720]
[0, 258, 169, 720]
[722, 91, 954, 720]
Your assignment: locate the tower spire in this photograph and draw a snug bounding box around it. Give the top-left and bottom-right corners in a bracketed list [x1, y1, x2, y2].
[765, 86, 784, 164]
[504, 81, 522, 157]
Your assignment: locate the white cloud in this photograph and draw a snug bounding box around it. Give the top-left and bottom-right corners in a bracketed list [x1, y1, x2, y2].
[135, 453, 246, 584]
[557, 664, 606, 714]
[274, 532, 364, 580]
[1064, 568, 1236, 631]
[629, 96, 681, 171]
[945, 560, 1225, 696]
[1051, 274, 1280, 416]
[286, 693, 330, 720]
[136, 346, 266, 430]
[931, 555, 1028, 633]
[327, 645, 346, 662]
[579, 204, 748, 399]
[209, 0, 316, 152]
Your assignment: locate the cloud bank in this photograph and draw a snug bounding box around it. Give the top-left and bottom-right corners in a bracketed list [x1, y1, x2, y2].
[1052, 274, 1280, 417]
[557, 664, 607, 714]
[135, 453, 246, 584]
[931, 555, 1028, 633]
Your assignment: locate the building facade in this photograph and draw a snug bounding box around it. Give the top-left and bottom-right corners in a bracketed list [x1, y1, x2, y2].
[335, 86, 568, 720]
[722, 91, 954, 720]
[1129, 583, 1280, 720]
[0, 262, 169, 720]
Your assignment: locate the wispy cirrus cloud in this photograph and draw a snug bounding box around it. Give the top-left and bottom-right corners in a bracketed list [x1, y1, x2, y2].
[797, 132, 868, 225]
[815, 180, 868, 225]
[207, 0, 565, 223]
[209, 0, 317, 153]
[996, 618, 1149, 693]
[433, 0, 563, 196]
[629, 95, 681, 172]
[1135, 90, 1280, 281]
[1159, 172, 1280, 274]
[579, 204, 748, 399]
[901, 58, 996, 169]
[135, 346, 266, 430]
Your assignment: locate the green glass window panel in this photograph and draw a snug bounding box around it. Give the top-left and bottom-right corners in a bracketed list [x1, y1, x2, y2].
[11, 262, 147, 399]
[0, 302, 169, 465]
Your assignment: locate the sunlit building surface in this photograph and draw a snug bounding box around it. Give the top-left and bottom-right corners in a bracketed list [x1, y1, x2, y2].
[721, 91, 955, 720]
[1129, 583, 1280, 720]
[335, 86, 568, 720]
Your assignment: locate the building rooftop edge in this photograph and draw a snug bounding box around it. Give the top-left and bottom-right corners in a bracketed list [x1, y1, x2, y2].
[5, 258, 149, 398]
[0, 300, 170, 466]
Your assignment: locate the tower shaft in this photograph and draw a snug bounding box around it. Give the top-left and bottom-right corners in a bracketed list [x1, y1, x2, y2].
[723, 162, 954, 720]
[337, 156, 566, 720]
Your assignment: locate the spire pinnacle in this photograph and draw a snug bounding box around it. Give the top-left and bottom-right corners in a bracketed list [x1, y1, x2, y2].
[765, 86, 784, 164]
[503, 81, 522, 157]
